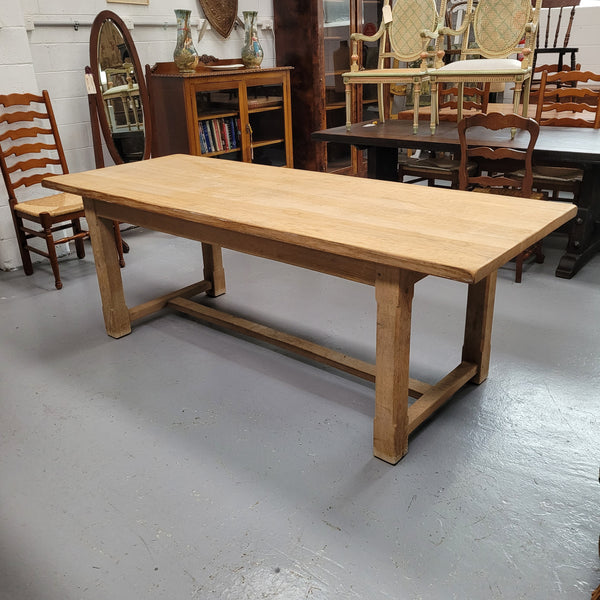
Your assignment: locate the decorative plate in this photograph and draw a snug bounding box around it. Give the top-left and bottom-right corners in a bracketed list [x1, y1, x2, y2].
[206, 64, 245, 70]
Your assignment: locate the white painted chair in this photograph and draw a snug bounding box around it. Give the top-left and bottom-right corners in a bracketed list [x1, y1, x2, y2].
[428, 0, 543, 134]
[342, 0, 446, 134]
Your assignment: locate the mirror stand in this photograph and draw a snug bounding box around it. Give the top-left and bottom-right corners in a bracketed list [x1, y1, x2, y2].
[87, 10, 153, 261]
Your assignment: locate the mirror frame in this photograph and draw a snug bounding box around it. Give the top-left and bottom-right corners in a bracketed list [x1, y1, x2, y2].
[89, 10, 152, 164]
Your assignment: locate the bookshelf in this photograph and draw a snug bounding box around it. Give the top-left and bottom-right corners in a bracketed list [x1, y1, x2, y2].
[146, 62, 293, 167]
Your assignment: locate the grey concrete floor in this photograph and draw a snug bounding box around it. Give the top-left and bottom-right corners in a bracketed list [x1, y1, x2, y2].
[0, 228, 599, 599]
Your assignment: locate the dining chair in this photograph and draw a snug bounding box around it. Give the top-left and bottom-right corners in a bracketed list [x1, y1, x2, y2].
[0, 90, 122, 289]
[398, 82, 489, 187]
[342, 0, 446, 134]
[533, 0, 580, 74]
[458, 112, 544, 282]
[526, 69, 600, 202]
[529, 61, 580, 104]
[443, 0, 474, 63]
[428, 0, 543, 134]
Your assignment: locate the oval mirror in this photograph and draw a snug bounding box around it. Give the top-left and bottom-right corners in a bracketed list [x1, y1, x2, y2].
[89, 11, 151, 164]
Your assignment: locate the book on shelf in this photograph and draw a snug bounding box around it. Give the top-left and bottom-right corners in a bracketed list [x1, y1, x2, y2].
[198, 122, 207, 153]
[201, 120, 213, 152]
[220, 119, 230, 151]
[209, 120, 220, 151]
[198, 116, 245, 154]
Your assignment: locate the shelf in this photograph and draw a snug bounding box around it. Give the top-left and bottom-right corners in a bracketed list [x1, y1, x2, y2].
[252, 138, 285, 149]
[324, 20, 350, 28]
[204, 147, 242, 157]
[249, 105, 283, 114]
[198, 110, 239, 121]
[325, 102, 346, 111]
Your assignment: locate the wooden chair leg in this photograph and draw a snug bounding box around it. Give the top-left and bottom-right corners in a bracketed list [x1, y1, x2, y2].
[13, 213, 34, 275]
[41, 212, 62, 290]
[535, 241, 545, 264]
[72, 218, 86, 259]
[515, 252, 524, 283]
[113, 221, 126, 268]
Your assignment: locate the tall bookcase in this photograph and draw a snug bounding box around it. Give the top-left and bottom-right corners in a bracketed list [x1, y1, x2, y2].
[146, 62, 293, 168]
[274, 0, 383, 173]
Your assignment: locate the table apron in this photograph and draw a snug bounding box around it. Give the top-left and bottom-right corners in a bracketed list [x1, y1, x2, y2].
[90, 198, 389, 287]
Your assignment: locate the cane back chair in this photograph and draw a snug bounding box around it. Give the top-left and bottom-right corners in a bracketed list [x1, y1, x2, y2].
[458, 112, 544, 282]
[428, 0, 543, 134]
[343, 0, 445, 134]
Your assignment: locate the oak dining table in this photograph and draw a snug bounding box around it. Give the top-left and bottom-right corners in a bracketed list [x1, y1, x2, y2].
[313, 118, 600, 278]
[44, 154, 575, 464]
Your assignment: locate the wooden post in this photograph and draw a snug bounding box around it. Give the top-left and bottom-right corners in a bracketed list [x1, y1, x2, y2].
[201, 242, 226, 297]
[84, 197, 131, 338]
[462, 272, 497, 384]
[373, 266, 416, 464]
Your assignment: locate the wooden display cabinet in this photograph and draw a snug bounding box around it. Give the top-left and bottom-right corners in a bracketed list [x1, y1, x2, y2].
[274, 0, 382, 173]
[146, 62, 293, 168]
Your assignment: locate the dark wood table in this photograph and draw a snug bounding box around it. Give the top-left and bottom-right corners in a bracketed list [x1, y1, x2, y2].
[313, 119, 600, 279]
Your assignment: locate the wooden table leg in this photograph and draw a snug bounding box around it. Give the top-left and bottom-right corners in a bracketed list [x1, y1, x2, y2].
[201, 242, 226, 297]
[84, 198, 131, 338]
[367, 147, 400, 181]
[373, 267, 416, 464]
[556, 164, 600, 279]
[462, 271, 497, 384]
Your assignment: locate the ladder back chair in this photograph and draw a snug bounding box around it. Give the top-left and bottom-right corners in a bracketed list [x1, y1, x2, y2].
[458, 112, 545, 282]
[0, 91, 123, 289]
[0, 91, 89, 289]
[527, 69, 600, 202]
[529, 61, 580, 103]
[429, 0, 543, 134]
[535, 69, 600, 128]
[343, 0, 445, 134]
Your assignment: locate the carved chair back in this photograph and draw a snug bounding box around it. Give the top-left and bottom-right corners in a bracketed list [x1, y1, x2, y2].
[458, 112, 540, 195]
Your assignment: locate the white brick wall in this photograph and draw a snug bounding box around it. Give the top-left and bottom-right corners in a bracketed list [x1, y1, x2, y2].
[0, 2, 39, 269]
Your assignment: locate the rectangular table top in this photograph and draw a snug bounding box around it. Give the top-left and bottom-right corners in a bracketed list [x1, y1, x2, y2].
[44, 154, 575, 284]
[313, 119, 600, 165]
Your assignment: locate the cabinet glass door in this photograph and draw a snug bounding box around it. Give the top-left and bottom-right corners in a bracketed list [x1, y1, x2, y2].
[323, 0, 383, 173]
[323, 0, 351, 172]
[194, 85, 243, 160]
[359, 0, 384, 121]
[246, 81, 288, 167]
